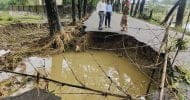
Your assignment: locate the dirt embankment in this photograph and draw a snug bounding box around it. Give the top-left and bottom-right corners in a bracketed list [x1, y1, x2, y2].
[86, 32, 165, 68]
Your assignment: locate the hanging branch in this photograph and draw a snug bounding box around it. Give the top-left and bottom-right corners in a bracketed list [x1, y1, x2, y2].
[0, 69, 132, 99]
[62, 56, 85, 87]
[121, 36, 159, 86]
[88, 52, 130, 96]
[54, 92, 110, 95]
[161, 0, 181, 25]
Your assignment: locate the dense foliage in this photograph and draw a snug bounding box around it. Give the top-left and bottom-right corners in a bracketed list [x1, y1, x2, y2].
[62, 0, 98, 6]
[160, 0, 190, 7]
[0, 0, 29, 9]
[0, 0, 98, 10]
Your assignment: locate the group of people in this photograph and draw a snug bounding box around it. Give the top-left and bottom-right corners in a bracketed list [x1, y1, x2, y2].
[96, 0, 130, 31]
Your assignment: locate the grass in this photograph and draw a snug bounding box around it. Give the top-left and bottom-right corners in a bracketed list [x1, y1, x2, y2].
[0, 11, 44, 25]
[137, 10, 190, 35]
[178, 66, 190, 84]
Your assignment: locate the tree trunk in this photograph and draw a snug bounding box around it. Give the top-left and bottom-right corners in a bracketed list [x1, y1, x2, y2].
[111, 0, 114, 4]
[130, 0, 135, 16]
[149, 9, 153, 19]
[44, 0, 67, 52]
[175, 0, 187, 27]
[62, 0, 67, 4]
[118, 0, 121, 12]
[83, 0, 87, 17]
[78, 0, 82, 20]
[161, 0, 180, 25]
[133, 0, 140, 17]
[72, 0, 76, 25]
[42, 0, 45, 5]
[45, 0, 62, 36]
[139, 0, 145, 15]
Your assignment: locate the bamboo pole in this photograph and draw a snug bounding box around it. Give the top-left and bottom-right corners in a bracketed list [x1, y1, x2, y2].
[146, 16, 174, 98]
[146, 16, 174, 95]
[159, 48, 169, 100]
[159, 16, 174, 100]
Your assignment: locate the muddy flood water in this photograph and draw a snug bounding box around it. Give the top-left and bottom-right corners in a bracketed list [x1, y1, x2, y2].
[1, 50, 150, 99]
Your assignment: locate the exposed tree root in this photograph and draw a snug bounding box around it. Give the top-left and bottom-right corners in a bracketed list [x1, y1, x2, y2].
[38, 23, 85, 53]
[40, 30, 72, 53]
[75, 34, 89, 52]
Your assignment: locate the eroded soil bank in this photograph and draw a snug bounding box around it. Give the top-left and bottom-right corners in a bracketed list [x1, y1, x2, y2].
[0, 23, 177, 99]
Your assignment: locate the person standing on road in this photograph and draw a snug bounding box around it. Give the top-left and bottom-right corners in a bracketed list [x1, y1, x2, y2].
[105, 0, 113, 28]
[120, 0, 130, 31]
[96, 0, 106, 30]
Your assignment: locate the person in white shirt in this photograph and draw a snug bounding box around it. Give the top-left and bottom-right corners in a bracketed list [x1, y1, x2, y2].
[105, 1, 113, 28]
[96, 0, 106, 30]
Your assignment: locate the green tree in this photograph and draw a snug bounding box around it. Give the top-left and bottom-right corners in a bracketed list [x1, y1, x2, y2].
[78, 0, 82, 20]
[0, 0, 28, 9]
[45, 0, 62, 36]
[62, 0, 71, 5]
[82, 0, 87, 17]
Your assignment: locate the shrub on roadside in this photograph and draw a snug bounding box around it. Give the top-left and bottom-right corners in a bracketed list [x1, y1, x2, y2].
[7, 16, 13, 21]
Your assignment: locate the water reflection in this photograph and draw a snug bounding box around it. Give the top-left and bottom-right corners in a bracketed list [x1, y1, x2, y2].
[1, 50, 150, 99]
[47, 51, 149, 99]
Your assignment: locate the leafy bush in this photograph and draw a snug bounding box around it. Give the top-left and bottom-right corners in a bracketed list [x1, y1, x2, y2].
[0, 0, 29, 10]
[13, 19, 21, 23]
[175, 38, 189, 50]
[7, 16, 13, 21]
